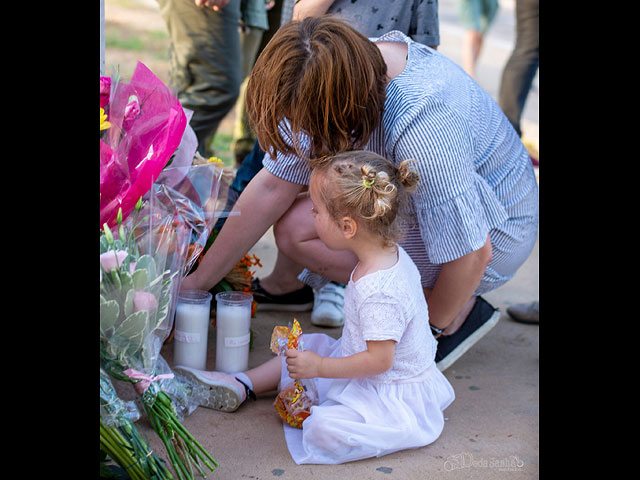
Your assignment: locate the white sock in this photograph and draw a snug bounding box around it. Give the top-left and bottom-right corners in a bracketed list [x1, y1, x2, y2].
[234, 372, 253, 391]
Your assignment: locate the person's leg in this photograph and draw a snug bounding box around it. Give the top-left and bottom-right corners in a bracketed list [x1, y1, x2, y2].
[498, 0, 539, 137]
[244, 356, 282, 394]
[459, 0, 484, 78]
[173, 355, 282, 412]
[158, 0, 243, 156]
[259, 194, 358, 294]
[462, 29, 483, 78]
[423, 287, 477, 336]
[231, 26, 264, 165]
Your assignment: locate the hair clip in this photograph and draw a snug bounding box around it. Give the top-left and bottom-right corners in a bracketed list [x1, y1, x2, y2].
[363, 177, 375, 189]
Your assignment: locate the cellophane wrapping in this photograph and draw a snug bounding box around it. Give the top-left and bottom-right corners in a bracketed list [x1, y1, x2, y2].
[271, 319, 319, 428]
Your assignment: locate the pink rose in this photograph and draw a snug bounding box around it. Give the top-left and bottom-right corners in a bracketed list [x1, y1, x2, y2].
[100, 77, 111, 109]
[133, 291, 158, 312]
[100, 250, 128, 272]
[123, 95, 141, 131]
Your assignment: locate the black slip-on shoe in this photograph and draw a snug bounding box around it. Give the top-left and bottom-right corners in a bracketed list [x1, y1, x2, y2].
[251, 278, 314, 312]
[435, 296, 500, 372]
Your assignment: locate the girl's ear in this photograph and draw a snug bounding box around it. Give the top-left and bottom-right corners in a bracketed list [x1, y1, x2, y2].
[341, 216, 357, 239]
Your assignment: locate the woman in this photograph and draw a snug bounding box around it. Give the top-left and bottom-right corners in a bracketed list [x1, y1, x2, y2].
[181, 16, 538, 369]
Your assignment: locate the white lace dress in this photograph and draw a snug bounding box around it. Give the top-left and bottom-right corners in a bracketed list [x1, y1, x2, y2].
[280, 246, 455, 464]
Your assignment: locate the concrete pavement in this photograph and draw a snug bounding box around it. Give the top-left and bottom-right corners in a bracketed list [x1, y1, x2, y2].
[113, 221, 539, 479]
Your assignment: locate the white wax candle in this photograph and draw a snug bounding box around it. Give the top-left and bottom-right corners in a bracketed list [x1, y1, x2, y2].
[173, 300, 210, 370]
[215, 301, 251, 373]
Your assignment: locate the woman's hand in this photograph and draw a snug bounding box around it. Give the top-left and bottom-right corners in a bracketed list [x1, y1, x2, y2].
[285, 349, 322, 380]
[292, 0, 335, 21]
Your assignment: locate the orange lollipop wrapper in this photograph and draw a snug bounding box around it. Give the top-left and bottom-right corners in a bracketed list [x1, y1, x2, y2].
[271, 319, 318, 428]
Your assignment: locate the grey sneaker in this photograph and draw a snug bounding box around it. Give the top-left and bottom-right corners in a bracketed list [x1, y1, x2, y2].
[311, 282, 345, 327]
[507, 301, 539, 324]
[173, 365, 255, 412]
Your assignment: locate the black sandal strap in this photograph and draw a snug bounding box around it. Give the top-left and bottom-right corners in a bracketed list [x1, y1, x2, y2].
[235, 377, 257, 401]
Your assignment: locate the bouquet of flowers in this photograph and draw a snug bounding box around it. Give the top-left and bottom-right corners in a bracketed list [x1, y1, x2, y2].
[100, 63, 223, 479]
[100, 200, 219, 479]
[100, 61, 187, 230]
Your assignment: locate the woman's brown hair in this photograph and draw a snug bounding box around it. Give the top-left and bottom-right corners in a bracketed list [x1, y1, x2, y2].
[245, 15, 388, 163]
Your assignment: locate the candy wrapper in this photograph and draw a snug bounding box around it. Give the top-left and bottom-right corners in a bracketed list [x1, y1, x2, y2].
[271, 319, 318, 428]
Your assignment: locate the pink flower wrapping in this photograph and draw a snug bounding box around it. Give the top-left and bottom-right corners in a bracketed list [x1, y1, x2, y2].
[100, 62, 187, 228]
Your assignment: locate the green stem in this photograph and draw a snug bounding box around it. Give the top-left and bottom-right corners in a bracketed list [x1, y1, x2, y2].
[153, 398, 219, 469]
[147, 403, 191, 480]
[100, 424, 145, 480]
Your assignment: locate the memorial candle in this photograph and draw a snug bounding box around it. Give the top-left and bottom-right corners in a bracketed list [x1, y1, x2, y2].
[173, 290, 212, 370]
[215, 292, 252, 373]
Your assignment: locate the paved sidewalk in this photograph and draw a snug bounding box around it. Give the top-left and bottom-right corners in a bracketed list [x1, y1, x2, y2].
[115, 223, 539, 479]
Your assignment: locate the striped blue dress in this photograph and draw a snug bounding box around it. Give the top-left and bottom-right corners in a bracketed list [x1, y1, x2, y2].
[262, 31, 539, 294]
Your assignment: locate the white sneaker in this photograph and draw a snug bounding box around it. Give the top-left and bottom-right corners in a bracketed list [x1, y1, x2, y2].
[311, 282, 345, 327]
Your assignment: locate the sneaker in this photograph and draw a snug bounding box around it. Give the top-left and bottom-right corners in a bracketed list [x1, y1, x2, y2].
[311, 282, 345, 327]
[251, 278, 314, 312]
[507, 300, 539, 324]
[435, 296, 500, 372]
[173, 365, 256, 412]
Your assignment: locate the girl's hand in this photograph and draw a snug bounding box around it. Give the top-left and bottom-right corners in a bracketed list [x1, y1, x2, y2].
[285, 349, 322, 379]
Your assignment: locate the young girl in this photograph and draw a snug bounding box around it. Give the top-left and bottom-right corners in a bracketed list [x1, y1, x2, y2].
[175, 150, 455, 464]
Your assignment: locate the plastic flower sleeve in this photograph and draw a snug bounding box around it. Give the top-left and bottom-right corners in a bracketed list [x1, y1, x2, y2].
[155, 161, 224, 276]
[153, 354, 212, 421]
[100, 369, 174, 479]
[100, 368, 140, 427]
[100, 192, 186, 403]
[100, 61, 187, 229]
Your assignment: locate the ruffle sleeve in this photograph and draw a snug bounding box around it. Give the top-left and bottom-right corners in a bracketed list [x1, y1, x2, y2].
[389, 98, 508, 264]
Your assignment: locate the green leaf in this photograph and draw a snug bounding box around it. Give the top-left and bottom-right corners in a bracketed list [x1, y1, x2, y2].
[110, 270, 121, 290]
[99, 234, 109, 253]
[131, 268, 148, 290]
[116, 310, 149, 342]
[135, 255, 156, 281]
[100, 300, 120, 337]
[213, 279, 233, 293]
[124, 289, 135, 318]
[119, 271, 133, 293]
[150, 277, 174, 332]
[148, 269, 170, 289]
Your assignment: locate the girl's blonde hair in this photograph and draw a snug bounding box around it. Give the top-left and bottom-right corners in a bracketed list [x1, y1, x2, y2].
[311, 151, 419, 246]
